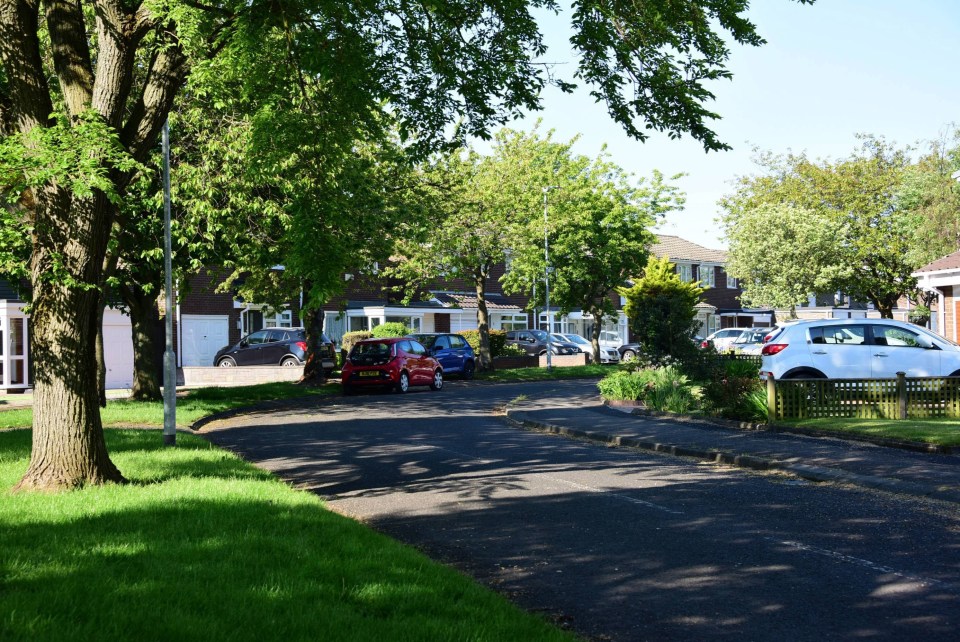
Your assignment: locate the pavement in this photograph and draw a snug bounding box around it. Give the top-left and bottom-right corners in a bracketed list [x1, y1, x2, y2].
[505, 391, 960, 506]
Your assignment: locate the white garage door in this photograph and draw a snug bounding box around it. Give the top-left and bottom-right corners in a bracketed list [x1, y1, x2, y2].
[103, 309, 134, 390]
[181, 315, 229, 367]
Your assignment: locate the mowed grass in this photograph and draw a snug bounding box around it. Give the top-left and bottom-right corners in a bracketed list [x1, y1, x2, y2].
[779, 417, 960, 447]
[0, 381, 340, 430]
[0, 429, 575, 642]
[476, 364, 610, 382]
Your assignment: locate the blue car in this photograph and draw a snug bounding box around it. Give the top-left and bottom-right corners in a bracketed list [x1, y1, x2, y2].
[408, 333, 476, 379]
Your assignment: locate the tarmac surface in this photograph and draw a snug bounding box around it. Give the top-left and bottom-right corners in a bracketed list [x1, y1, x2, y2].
[504, 384, 960, 506]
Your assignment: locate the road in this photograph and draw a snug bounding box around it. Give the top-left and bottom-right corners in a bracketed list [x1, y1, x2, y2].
[202, 379, 960, 641]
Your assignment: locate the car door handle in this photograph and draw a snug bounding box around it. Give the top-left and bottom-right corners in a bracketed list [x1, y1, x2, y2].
[873, 353, 888, 357]
[812, 350, 827, 355]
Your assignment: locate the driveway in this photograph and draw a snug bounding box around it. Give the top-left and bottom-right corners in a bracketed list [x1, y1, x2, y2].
[202, 380, 960, 641]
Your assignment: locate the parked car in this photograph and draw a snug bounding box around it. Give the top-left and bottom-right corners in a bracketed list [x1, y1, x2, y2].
[598, 330, 624, 350]
[702, 328, 749, 352]
[760, 318, 960, 380]
[214, 327, 336, 373]
[408, 333, 476, 379]
[730, 327, 774, 356]
[618, 343, 641, 362]
[341, 337, 443, 394]
[549, 334, 581, 356]
[505, 329, 575, 356]
[554, 333, 621, 363]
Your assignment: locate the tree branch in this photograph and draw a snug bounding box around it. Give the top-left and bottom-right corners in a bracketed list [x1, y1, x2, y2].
[0, 0, 54, 132]
[42, 0, 95, 117]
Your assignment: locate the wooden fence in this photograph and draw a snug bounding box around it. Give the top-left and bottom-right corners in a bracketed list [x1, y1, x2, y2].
[768, 373, 960, 420]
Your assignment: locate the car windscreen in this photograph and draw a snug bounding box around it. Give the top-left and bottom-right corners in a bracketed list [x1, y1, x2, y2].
[349, 342, 393, 366]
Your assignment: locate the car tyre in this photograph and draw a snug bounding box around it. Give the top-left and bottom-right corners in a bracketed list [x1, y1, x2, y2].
[430, 369, 443, 391]
[396, 371, 410, 393]
[621, 349, 637, 362]
[217, 357, 236, 367]
[462, 360, 475, 380]
[280, 356, 299, 367]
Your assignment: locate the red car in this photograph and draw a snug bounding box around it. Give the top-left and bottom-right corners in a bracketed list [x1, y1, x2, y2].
[342, 337, 444, 394]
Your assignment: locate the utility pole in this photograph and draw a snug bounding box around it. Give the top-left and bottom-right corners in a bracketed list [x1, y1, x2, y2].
[543, 186, 559, 371]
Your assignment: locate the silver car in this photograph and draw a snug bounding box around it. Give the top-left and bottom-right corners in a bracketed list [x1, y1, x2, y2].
[555, 333, 621, 363]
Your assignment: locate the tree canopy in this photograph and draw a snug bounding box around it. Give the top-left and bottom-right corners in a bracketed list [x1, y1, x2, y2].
[1, 0, 815, 490]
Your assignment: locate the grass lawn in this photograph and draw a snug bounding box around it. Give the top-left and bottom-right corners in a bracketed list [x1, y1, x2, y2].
[0, 382, 341, 430]
[476, 364, 610, 382]
[778, 417, 960, 447]
[0, 428, 575, 642]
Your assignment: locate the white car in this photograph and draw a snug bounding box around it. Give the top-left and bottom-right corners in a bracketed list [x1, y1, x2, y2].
[598, 330, 624, 351]
[730, 327, 774, 355]
[702, 328, 749, 352]
[760, 318, 960, 380]
[556, 333, 621, 363]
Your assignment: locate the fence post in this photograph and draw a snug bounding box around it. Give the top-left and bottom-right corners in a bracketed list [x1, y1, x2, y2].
[766, 377, 776, 422]
[896, 371, 907, 420]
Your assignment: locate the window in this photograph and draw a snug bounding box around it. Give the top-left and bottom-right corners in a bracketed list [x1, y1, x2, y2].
[386, 316, 421, 332]
[349, 316, 370, 332]
[264, 309, 294, 328]
[449, 335, 467, 349]
[699, 265, 716, 288]
[266, 329, 287, 343]
[498, 314, 528, 331]
[246, 330, 270, 345]
[874, 325, 930, 348]
[809, 325, 867, 345]
[677, 263, 692, 282]
[409, 341, 427, 356]
[434, 336, 450, 350]
[726, 274, 738, 289]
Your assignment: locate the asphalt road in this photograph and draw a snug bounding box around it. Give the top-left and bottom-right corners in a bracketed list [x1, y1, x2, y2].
[202, 379, 960, 641]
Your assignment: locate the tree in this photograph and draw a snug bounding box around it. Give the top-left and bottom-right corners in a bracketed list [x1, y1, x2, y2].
[620, 255, 704, 364]
[721, 203, 850, 315]
[0, 0, 813, 491]
[721, 138, 914, 318]
[500, 134, 684, 362]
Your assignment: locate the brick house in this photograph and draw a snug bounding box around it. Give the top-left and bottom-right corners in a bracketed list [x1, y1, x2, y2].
[649, 235, 760, 335]
[914, 250, 960, 341]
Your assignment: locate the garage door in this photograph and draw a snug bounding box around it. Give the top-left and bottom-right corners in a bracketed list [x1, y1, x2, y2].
[103, 309, 134, 390]
[181, 315, 229, 367]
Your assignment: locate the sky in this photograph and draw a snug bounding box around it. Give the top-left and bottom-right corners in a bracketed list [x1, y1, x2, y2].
[493, 0, 960, 250]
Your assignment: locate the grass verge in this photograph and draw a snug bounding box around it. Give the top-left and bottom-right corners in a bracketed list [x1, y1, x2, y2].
[0, 428, 574, 642]
[476, 364, 610, 382]
[0, 382, 340, 430]
[778, 417, 960, 447]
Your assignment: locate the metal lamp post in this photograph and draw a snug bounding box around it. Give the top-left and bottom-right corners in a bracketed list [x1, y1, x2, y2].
[162, 120, 176, 446]
[543, 186, 559, 370]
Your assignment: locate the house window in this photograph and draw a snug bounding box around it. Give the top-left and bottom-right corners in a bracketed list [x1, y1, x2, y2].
[497, 314, 528, 331]
[726, 274, 738, 289]
[385, 316, 422, 332]
[677, 263, 692, 282]
[699, 265, 716, 288]
[264, 309, 294, 328]
[349, 316, 370, 332]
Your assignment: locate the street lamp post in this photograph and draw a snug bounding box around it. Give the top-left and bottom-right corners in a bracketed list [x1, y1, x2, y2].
[543, 186, 559, 370]
[162, 120, 176, 446]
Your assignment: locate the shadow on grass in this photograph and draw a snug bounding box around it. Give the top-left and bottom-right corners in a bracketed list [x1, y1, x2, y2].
[0, 429, 571, 642]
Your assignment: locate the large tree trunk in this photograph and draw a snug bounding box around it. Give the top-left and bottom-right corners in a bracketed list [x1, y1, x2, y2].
[120, 282, 163, 401]
[300, 307, 328, 385]
[15, 190, 125, 491]
[588, 307, 604, 364]
[474, 271, 494, 371]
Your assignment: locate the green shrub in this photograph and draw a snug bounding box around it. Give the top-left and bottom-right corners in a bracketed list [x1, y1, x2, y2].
[724, 358, 760, 379]
[702, 374, 764, 420]
[597, 365, 700, 413]
[341, 331, 372, 353]
[371, 322, 410, 338]
[459, 329, 509, 357]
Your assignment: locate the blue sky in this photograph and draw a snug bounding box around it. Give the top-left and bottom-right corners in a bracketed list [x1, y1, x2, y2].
[497, 1, 960, 249]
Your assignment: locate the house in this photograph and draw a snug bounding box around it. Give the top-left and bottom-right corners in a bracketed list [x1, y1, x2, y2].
[0, 278, 135, 393]
[913, 250, 960, 341]
[649, 235, 764, 335]
[320, 262, 631, 346]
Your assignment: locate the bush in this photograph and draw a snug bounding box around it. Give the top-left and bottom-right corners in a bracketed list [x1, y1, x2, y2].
[597, 365, 700, 414]
[371, 322, 410, 338]
[341, 331, 372, 353]
[702, 374, 765, 420]
[459, 329, 509, 357]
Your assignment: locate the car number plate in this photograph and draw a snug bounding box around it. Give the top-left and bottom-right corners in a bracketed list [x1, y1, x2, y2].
[359, 371, 379, 377]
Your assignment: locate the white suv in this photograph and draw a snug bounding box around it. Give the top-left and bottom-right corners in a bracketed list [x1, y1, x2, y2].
[759, 318, 960, 380]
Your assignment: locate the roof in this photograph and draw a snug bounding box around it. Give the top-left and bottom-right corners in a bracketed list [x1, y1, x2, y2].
[432, 292, 522, 311]
[914, 250, 960, 274]
[651, 235, 727, 264]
